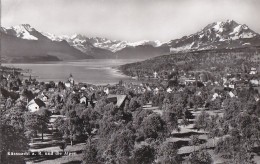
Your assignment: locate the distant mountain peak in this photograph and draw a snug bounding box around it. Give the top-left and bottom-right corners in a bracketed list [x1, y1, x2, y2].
[20, 24, 35, 31]
[71, 34, 87, 40]
[4, 24, 38, 40]
[168, 20, 260, 52]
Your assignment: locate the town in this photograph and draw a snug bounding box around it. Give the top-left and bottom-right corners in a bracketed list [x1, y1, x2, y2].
[1, 53, 260, 163]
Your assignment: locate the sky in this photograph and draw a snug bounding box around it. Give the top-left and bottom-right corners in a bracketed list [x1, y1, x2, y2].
[2, 0, 260, 42]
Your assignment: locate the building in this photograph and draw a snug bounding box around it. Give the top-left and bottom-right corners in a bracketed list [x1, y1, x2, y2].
[107, 94, 127, 108]
[250, 67, 257, 75]
[153, 71, 158, 79]
[27, 98, 46, 112]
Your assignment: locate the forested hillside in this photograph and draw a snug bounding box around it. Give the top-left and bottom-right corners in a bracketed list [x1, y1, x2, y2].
[120, 46, 260, 77]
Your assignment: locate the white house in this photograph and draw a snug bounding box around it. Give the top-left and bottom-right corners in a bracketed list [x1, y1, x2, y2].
[229, 84, 235, 89]
[80, 96, 87, 104]
[104, 87, 109, 95]
[65, 82, 71, 88]
[229, 91, 235, 98]
[153, 71, 158, 78]
[41, 92, 48, 102]
[212, 93, 220, 101]
[146, 86, 152, 91]
[27, 98, 46, 112]
[154, 87, 159, 94]
[250, 79, 259, 86]
[250, 67, 257, 75]
[81, 87, 86, 91]
[167, 87, 173, 93]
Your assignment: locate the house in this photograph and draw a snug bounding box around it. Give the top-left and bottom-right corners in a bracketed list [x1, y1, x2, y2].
[199, 73, 208, 82]
[229, 84, 235, 89]
[153, 71, 158, 79]
[167, 87, 173, 93]
[27, 98, 46, 112]
[154, 87, 159, 94]
[80, 96, 88, 105]
[184, 79, 196, 85]
[107, 94, 127, 108]
[250, 79, 259, 86]
[65, 82, 71, 88]
[81, 86, 86, 91]
[228, 91, 236, 98]
[146, 86, 152, 91]
[48, 88, 55, 92]
[104, 87, 109, 95]
[68, 74, 75, 85]
[211, 93, 220, 101]
[40, 92, 49, 102]
[250, 67, 257, 75]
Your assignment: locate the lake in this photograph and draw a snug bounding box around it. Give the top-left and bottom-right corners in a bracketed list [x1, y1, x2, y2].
[3, 59, 142, 85]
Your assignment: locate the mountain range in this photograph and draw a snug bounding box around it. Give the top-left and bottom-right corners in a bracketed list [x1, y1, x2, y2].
[1, 20, 260, 63]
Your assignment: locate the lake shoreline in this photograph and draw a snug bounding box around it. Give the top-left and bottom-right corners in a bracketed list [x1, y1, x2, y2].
[3, 59, 142, 85]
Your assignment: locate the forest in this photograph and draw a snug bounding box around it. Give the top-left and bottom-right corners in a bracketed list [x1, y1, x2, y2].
[120, 47, 260, 78]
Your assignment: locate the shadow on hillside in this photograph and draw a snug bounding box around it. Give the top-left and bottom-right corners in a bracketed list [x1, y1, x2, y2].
[171, 131, 204, 138]
[26, 150, 83, 163]
[31, 142, 61, 149]
[26, 155, 62, 163]
[33, 138, 54, 143]
[175, 140, 189, 148]
[62, 160, 82, 164]
[252, 146, 260, 155]
[174, 139, 207, 149]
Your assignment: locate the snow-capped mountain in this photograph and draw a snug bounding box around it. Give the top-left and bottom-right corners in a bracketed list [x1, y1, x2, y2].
[42, 33, 163, 53]
[0, 24, 93, 63]
[1, 20, 260, 62]
[2, 24, 39, 40]
[168, 20, 260, 52]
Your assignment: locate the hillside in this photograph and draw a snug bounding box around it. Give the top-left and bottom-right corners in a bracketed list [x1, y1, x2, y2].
[114, 44, 170, 59]
[120, 46, 260, 77]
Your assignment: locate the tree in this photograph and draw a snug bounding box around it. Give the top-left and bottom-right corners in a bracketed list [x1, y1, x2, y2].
[208, 98, 222, 111]
[207, 114, 221, 146]
[103, 129, 136, 162]
[188, 150, 212, 164]
[162, 111, 179, 133]
[37, 108, 51, 141]
[59, 140, 67, 153]
[223, 98, 241, 124]
[24, 113, 41, 139]
[214, 135, 255, 164]
[66, 110, 83, 146]
[1, 118, 29, 164]
[189, 135, 200, 152]
[194, 110, 210, 131]
[132, 108, 153, 130]
[80, 108, 101, 139]
[53, 117, 68, 140]
[129, 97, 141, 112]
[83, 141, 98, 164]
[132, 145, 155, 164]
[140, 113, 167, 140]
[157, 142, 179, 164]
